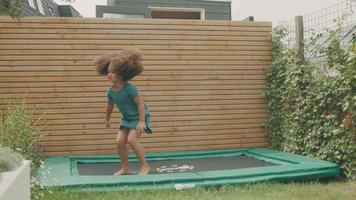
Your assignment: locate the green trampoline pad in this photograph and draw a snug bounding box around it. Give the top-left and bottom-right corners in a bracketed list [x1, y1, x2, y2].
[37, 148, 339, 190]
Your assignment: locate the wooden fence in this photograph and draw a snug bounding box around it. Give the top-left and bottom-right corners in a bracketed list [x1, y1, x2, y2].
[0, 17, 272, 156]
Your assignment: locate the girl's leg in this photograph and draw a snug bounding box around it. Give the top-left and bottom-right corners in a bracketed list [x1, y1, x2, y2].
[114, 128, 130, 176]
[127, 129, 150, 175]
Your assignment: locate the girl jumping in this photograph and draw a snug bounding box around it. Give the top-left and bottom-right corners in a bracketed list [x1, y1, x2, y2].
[93, 47, 152, 175]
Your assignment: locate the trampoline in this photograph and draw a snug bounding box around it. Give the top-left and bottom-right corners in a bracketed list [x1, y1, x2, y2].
[37, 148, 339, 190]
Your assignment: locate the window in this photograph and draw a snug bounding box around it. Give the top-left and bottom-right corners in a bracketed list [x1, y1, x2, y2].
[103, 13, 144, 19]
[28, 0, 35, 9]
[36, 0, 45, 15]
[149, 7, 205, 20]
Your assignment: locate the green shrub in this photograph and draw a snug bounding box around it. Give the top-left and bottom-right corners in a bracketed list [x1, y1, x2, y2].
[264, 25, 355, 178]
[0, 100, 52, 199]
[0, 147, 24, 176]
[0, 0, 24, 18]
[0, 100, 43, 166]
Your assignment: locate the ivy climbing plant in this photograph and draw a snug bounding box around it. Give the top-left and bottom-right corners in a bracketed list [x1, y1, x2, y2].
[264, 25, 355, 178]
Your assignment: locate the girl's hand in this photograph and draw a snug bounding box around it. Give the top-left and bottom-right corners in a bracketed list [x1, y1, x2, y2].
[136, 121, 146, 134]
[105, 121, 110, 129]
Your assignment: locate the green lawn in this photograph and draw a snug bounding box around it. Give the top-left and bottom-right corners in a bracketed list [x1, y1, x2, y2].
[44, 180, 356, 200]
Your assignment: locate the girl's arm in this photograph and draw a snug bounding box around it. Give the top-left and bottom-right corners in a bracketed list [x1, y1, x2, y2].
[106, 101, 114, 128]
[134, 96, 146, 133]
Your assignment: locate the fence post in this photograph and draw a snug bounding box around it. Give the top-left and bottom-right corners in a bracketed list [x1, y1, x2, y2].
[295, 16, 304, 60]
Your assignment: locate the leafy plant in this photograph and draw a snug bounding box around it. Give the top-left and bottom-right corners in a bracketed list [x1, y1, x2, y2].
[0, 146, 24, 179]
[264, 25, 355, 178]
[0, 0, 25, 18]
[0, 0, 77, 18]
[0, 99, 43, 165]
[0, 99, 52, 199]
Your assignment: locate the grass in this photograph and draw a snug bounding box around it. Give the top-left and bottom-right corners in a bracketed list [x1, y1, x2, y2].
[0, 100, 43, 167]
[44, 180, 356, 200]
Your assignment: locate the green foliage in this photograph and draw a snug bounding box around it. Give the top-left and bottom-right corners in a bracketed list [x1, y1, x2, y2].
[31, 160, 54, 199]
[0, 0, 25, 18]
[46, 181, 356, 200]
[0, 146, 24, 175]
[0, 100, 53, 199]
[264, 25, 355, 178]
[0, 0, 76, 18]
[0, 100, 43, 165]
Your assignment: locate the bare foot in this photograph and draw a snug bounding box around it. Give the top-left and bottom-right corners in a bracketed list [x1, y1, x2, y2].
[113, 168, 129, 176]
[138, 166, 150, 175]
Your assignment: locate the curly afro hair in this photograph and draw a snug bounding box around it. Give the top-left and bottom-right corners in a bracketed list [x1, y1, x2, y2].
[93, 52, 119, 75]
[108, 47, 144, 81]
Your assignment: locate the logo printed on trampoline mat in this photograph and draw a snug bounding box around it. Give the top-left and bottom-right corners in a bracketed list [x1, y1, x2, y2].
[174, 183, 196, 190]
[156, 164, 194, 173]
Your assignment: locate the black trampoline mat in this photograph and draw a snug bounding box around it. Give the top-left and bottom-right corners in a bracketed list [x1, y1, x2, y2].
[77, 155, 279, 175]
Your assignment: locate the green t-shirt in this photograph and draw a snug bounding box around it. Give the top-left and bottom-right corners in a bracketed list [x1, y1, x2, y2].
[107, 82, 150, 120]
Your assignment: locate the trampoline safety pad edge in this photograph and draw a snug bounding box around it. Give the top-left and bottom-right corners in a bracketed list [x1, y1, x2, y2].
[37, 148, 339, 190]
